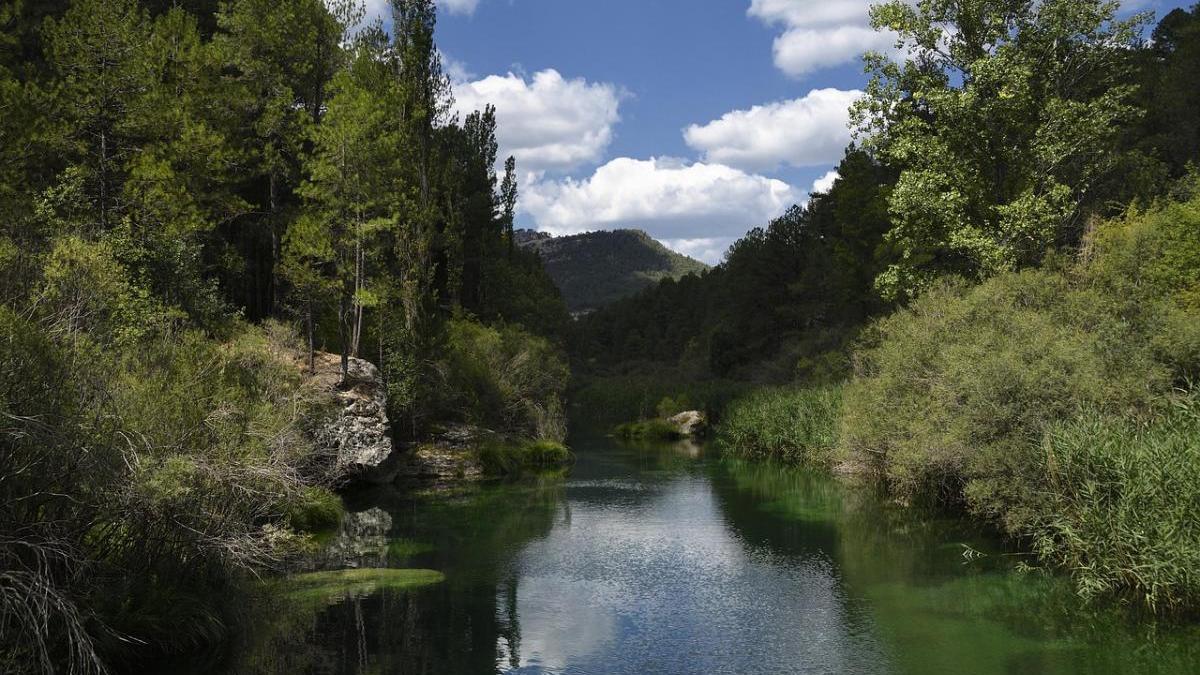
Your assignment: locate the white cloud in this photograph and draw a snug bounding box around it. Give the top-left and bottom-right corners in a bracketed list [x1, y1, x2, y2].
[811, 169, 839, 194]
[358, 0, 480, 24]
[684, 88, 860, 171]
[439, 0, 480, 15]
[453, 69, 622, 175]
[662, 237, 737, 265]
[521, 157, 800, 242]
[748, 0, 896, 77]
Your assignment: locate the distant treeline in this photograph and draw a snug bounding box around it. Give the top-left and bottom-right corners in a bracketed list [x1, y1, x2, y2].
[575, 2, 1200, 382]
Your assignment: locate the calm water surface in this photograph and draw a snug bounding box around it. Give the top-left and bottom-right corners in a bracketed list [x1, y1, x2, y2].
[178, 433, 1200, 674]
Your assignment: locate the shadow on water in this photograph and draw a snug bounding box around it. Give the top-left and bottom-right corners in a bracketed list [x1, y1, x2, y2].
[149, 433, 1200, 674]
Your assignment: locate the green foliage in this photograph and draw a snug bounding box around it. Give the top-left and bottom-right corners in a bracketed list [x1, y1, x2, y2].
[437, 318, 570, 441]
[1030, 395, 1200, 613]
[838, 192, 1200, 609]
[840, 269, 1166, 511]
[287, 487, 344, 533]
[613, 418, 683, 442]
[854, 0, 1149, 299]
[717, 386, 843, 466]
[478, 438, 572, 476]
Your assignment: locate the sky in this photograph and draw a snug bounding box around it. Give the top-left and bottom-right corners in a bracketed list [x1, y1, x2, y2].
[364, 0, 1190, 264]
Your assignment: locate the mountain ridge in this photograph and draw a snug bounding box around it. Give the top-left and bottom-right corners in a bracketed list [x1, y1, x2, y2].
[515, 229, 709, 312]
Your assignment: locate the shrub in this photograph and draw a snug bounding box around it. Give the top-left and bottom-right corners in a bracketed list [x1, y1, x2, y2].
[1, 316, 324, 669]
[479, 439, 572, 475]
[613, 418, 683, 441]
[287, 487, 344, 533]
[1029, 394, 1200, 612]
[438, 318, 569, 441]
[839, 269, 1166, 513]
[717, 386, 842, 465]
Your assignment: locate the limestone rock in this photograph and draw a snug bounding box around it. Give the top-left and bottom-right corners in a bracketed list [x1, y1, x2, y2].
[668, 410, 707, 437]
[310, 353, 401, 485]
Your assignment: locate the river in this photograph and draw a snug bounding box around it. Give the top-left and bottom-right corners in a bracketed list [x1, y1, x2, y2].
[170, 432, 1200, 674]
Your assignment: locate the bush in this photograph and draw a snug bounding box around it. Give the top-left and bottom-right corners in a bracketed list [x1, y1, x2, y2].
[438, 318, 569, 441]
[836, 191, 1200, 610]
[1030, 394, 1200, 612]
[479, 439, 572, 475]
[287, 487, 344, 533]
[1, 316, 324, 669]
[613, 418, 683, 441]
[839, 269, 1166, 514]
[717, 386, 842, 465]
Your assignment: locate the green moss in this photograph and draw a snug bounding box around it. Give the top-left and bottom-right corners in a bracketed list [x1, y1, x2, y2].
[280, 568, 445, 607]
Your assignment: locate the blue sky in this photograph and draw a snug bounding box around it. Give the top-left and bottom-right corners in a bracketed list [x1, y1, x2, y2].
[366, 0, 1190, 263]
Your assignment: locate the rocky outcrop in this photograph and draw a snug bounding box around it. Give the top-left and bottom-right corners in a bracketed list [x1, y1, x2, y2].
[395, 423, 484, 482]
[310, 353, 402, 485]
[669, 410, 707, 438]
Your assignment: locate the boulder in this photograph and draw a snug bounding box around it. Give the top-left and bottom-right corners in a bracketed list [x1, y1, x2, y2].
[668, 410, 707, 437]
[311, 353, 402, 485]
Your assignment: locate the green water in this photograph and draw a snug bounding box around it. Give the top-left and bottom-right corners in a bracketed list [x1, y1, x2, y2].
[169, 434, 1200, 674]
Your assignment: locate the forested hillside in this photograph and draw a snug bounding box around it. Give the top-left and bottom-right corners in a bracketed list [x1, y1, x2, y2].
[575, 0, 1200, 613]
[0, 1, 568, 671]
[516, 228, 708, 312]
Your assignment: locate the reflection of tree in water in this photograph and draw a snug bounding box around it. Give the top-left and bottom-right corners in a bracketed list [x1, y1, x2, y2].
[248, 475, 565, 674]
[710, 460, 1200, 675]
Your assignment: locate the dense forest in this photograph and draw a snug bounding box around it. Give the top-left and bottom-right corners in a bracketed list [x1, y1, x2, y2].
[0, 1, 569, 672]
[576, 0, 1200, 613]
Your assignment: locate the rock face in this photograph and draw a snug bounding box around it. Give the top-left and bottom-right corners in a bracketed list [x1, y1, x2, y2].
[669, 410, 707, 438]
[311, 353, 402, 485]
[395, 423, 484, 482]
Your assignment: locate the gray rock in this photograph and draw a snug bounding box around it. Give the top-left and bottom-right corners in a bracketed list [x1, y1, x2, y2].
[312, 356, 402, 485]
[668, 410, 707, 437]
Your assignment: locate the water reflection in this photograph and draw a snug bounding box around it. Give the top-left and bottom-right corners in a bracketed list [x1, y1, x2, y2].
[153, 435, 1200, 675]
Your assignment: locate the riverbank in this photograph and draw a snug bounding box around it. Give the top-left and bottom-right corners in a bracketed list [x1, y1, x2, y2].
[145, 431, 1200, 674]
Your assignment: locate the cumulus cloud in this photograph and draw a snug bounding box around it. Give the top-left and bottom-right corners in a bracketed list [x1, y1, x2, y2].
[661, 237, 737, 265]
[359, 0, 479, 24]
[684, 88, 860, 171]
[811, 169, 839, 194]
[453, 69, 622, 175]
[748, 0, 896, 77]
[521, 157, 800, 243]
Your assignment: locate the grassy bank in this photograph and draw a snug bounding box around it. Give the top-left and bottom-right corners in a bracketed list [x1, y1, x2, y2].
[479, 439, 573, 475]
[714, 189, 1200, 612]
[716, 386, 842, 466]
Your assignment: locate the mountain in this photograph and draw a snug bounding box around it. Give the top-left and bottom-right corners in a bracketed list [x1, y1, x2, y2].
[515, 229, 710, 313]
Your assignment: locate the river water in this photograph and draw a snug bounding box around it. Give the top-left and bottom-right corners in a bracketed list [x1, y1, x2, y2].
[182, 433, 1200, 674]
